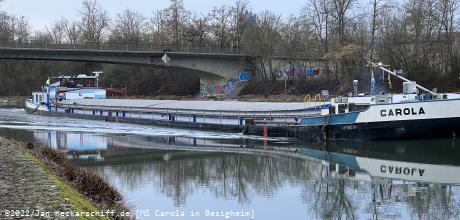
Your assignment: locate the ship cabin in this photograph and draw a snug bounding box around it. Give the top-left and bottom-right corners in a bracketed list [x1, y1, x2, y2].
[324, 82, 423, 116]
[29, 73, 106, 108]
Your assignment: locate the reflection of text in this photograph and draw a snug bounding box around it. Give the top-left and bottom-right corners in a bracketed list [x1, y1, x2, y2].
[150, 209, 256, 219]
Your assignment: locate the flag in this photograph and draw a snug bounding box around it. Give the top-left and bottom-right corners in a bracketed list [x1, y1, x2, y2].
[370, 68, 376, 95]
[379, 69, 385, 85]
[306, 68, 313, 77]
[388, 71, 392, 90]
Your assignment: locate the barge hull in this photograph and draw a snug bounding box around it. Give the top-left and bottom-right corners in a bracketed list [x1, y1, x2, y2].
[246, 117, 460, 141]
[25, 107, 244, 133]
[327, 117, 460, 141]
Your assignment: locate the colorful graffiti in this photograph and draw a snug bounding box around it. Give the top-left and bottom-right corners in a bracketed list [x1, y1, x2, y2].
[200, 79, 238, 97]
[274, 65, 321, 80]
[224, 79, 237, 94]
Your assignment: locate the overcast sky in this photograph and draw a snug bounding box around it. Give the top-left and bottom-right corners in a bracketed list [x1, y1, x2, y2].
[2, 0, 311, 31]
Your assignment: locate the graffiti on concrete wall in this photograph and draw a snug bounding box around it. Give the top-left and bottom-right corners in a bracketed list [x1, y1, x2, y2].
[200, 79, 238, 97]
[271, 61, 322, 80]
[224, 79, 237, 95]
[274, 66, 321, 80]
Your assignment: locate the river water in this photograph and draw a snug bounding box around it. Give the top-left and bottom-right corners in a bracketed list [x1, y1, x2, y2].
[0, 108, 459, 220]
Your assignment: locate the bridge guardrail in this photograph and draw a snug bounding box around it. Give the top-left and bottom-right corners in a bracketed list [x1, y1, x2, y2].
[0, 39, 323, 59]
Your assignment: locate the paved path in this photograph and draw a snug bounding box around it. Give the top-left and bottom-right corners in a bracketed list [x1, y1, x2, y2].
[0, 138, 72, 219]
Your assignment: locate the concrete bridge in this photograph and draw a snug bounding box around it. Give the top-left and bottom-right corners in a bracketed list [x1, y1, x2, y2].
[0, 47, 255, 80]
[0, 46, 325, 96]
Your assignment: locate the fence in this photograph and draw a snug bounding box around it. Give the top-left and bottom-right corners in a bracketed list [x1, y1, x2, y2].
[0, 39, 323, 58]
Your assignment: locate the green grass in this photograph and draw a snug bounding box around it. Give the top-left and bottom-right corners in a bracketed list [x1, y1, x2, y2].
[25, 150, 110, 220]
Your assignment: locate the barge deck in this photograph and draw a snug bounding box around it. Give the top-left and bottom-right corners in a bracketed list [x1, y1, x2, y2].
[27, 99, 327, 134]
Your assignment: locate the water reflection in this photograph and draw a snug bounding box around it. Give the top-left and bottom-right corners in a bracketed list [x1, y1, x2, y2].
[8, 130, 459, 219]
[1, 109, 460, 219]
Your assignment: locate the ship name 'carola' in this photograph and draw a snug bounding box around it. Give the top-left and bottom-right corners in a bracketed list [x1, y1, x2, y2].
[380, 107, 425, 117]
[381, 165, 425, 176]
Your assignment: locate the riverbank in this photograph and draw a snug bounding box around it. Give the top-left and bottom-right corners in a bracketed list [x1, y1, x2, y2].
[0, 96, 25, 107]
[0, 137, 129, 219]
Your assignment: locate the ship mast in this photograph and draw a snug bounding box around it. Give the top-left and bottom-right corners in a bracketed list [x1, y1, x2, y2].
[365, 59, 436, 96]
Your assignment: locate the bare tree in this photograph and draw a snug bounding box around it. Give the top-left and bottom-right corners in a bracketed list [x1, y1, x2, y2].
[281, 15, 307, 58]
[111, 9, 146, 46]
[256, 10, 282, 80]
[164, 0, 189, 48]
[210, 5, 231, 52]
[437, 0, 458, 75]
[46, 18, 67, 45]
[437, 0, 458, 37]
[182, 13, 210, 51]
[304, 0, 332, 54]
[0, 11, 14, 44]
[369, 0, 393, 59]
[78, 0, 109, 45]
[14, 16, 31, 43]
[65, 20, 81, 45]
[330, 0, 357, 45]
[32, 30, 52, 43]
[230, 0, 250, 53]
[150, 9, 167, 46]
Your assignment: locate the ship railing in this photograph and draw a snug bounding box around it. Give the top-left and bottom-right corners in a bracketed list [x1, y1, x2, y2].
[304, 94, 329, 111]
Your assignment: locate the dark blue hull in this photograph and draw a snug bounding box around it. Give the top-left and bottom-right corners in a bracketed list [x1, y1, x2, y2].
[246, 117, 460, 142]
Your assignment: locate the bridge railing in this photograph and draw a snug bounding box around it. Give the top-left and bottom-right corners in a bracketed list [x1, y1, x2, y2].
[0, 39, 323, 59]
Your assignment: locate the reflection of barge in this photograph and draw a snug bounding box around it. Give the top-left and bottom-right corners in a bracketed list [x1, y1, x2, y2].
[47, 127, 458, 185]
[299, 148, 460, 185]
[29, 123, 460, 185]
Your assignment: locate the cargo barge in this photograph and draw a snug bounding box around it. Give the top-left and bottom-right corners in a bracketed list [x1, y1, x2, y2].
[24, 73, 326, 133]
[25, 60, 460, 141]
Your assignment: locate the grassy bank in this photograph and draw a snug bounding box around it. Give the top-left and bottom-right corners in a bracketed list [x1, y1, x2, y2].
[1, 138, 129, 220]
[25, 152, 109, 220]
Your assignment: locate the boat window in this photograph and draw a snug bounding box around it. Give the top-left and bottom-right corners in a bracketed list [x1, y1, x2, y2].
[350, 104, 369, 111]
[338, 104, 347, 113]
[328, 106, 335, 115]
